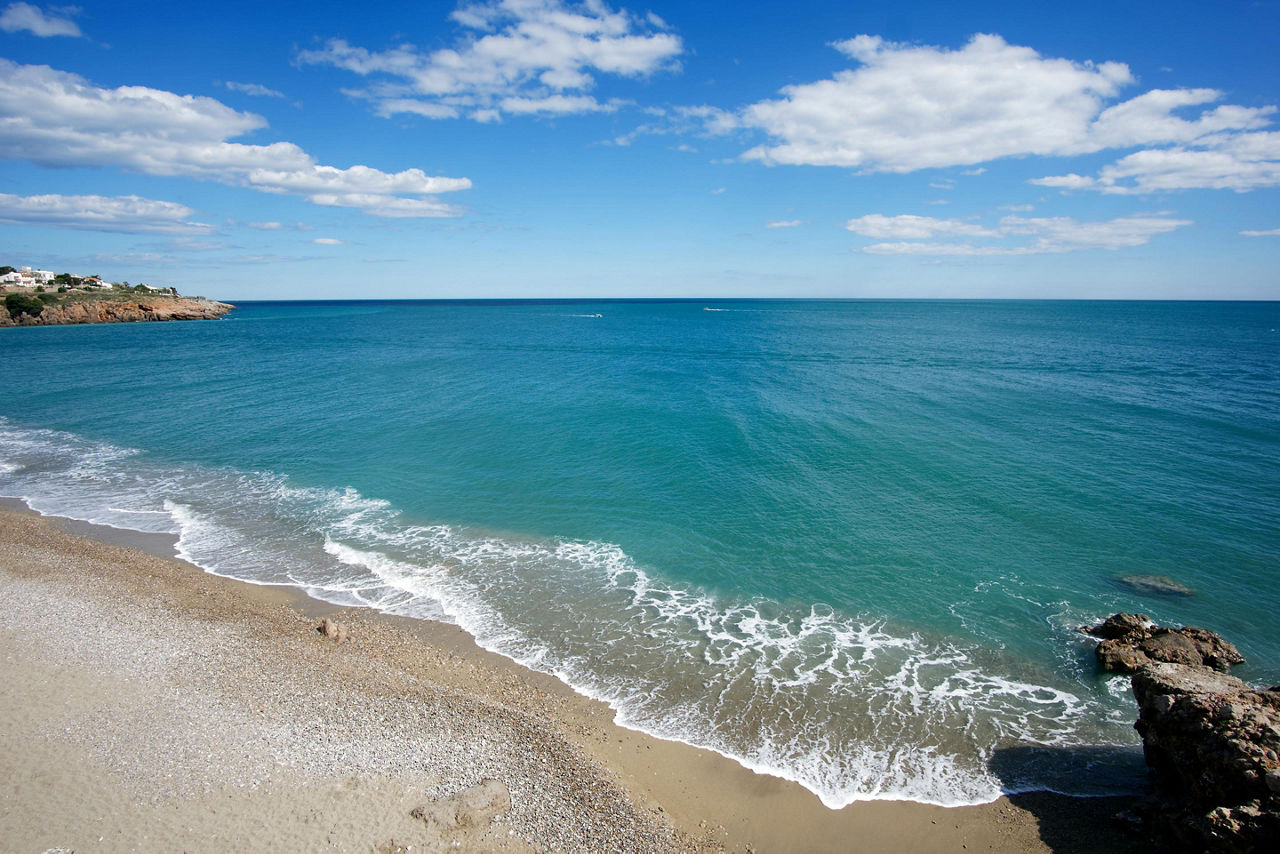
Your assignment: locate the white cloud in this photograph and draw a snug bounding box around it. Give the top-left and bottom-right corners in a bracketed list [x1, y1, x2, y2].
[313, 237, 344, 245]
[740, 34, 1132, 171]
[863, 241, 1024, 256]
[730, 32, 1277, 191]
[1241, 228, 1280, 237]
[1087, 88, 1272, 148]
[766, 219, 803, 228]
[307, 193, 461, 218]
[170, 237, 227, 251]
[845, 214, 998, 239]
[225, 81, 286, 99]
[852, 212, 1190, 255]
[0, 60, 471, 217]
[999, 214, 1190, 250]
[0, 192, 215, 234]
[1033, 125, 1280, 194]
[498, 93, 619, 115]
[0, 2, 80, 37]
[248, 221, 284, 230]
[298, 0, 682, 122]
[1029, 173, 1098, 190]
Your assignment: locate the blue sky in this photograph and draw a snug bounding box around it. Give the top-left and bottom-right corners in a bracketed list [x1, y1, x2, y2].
[1, 0, 1278, 299]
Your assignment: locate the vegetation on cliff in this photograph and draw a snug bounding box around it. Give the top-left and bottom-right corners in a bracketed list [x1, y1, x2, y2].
[2, 265, 234, 327]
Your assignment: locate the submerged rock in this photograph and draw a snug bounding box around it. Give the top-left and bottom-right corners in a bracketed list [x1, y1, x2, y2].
[1119, 574, 1194, 596]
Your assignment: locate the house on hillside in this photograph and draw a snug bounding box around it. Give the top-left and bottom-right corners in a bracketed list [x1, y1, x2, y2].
[20, 267, 55, 284]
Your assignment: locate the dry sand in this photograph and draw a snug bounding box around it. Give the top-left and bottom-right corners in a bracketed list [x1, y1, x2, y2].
[0, 503, 1139, 852]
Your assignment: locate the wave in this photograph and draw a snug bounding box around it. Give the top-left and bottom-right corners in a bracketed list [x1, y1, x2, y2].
[0, 417, 1142, 807]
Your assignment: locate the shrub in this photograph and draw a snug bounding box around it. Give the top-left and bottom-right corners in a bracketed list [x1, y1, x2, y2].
[36, 292, 60, 304]
[5, 293, 44, 319]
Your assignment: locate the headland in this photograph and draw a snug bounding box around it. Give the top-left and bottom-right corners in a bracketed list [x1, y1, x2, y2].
[1, 265, 233, 326]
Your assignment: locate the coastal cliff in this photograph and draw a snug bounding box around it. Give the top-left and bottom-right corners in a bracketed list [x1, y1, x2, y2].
[1, 294, 234, 327]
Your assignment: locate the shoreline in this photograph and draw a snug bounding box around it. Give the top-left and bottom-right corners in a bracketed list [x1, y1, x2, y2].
[0, 290, 234, 327]
[0, 500, 1140, 852]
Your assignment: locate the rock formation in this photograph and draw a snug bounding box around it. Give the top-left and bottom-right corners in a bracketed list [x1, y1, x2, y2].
[1083, 612, 1244, 674]
[0, 295, 234, 327]
[1085, 613, 1278, 851]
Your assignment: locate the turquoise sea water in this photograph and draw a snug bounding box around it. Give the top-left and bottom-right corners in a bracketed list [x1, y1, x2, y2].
[2, 299, 1277, 806]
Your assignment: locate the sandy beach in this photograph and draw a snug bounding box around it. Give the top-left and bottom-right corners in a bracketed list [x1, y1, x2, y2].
[0, 502, 1138, 852]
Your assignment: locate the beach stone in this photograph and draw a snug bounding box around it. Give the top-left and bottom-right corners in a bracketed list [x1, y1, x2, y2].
[411, 779, 511, 829]
[319, 618, 348, 643]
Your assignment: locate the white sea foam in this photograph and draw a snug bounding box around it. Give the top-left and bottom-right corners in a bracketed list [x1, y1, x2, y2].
[0, 417, 1142, 808]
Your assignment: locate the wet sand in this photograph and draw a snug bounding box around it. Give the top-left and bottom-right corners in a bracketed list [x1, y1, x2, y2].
[0, 502, 1138, 852]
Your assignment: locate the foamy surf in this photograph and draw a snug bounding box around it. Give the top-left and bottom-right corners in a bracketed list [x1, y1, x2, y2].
[0, 417, 1144, 808]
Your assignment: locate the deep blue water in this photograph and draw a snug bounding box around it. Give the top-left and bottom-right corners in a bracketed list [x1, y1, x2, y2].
[2, 299, 1277, 806]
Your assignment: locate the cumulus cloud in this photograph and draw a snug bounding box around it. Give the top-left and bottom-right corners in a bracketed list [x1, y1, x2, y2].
[298, 0, 682, 122]
[0, 60, 471, 217]
[849, 212, 1190, 255]
[1036, 131, 1280, 193]
[0, 2, 80, 37]
[739, 34, 1133, 171]
[313, 237, 344, 245]
[0, 193, 215, 234]
[224, 81, 286, 98]
[725, 32, 1277, 193]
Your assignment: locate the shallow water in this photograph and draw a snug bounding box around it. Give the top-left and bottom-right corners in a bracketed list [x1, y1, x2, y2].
[2, 299, 1277, 806]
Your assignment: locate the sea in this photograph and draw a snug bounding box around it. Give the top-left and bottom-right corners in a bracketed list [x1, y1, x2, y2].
[1, 299, 1277, 808]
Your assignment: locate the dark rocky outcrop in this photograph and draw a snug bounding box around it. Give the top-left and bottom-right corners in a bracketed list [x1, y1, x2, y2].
[1085, 614, 1278, 851]
[1082, 612, 1244, 674]
[1131, 663, 1280, 851]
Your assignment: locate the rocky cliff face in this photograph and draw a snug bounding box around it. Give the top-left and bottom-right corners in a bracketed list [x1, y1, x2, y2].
[0, 296, 234, 327]
[1085, 613, 1279, 851]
